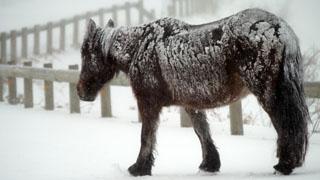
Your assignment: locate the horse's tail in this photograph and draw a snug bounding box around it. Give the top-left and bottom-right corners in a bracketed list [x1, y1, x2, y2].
[272, 42, 309, 171]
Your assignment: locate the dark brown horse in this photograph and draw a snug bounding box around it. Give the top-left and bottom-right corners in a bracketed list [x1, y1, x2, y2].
[77, 8, 309, 176]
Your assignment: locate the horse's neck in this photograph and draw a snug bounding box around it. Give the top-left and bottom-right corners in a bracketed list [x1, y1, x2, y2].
[110, 26, 143, 74]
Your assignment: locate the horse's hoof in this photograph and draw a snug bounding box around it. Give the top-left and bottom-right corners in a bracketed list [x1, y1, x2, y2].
[199, 160, 220, 173]
[128, 163, 152, 176]
[273, 163, 293, 175]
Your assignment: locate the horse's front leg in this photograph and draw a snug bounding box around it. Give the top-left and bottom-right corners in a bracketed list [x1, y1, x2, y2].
[128, 99, 161, 176]
[185, 108, 221, 172]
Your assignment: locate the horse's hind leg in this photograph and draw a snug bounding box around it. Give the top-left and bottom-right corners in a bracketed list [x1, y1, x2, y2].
[239, 50, 309, 175]
[267, 72, 308, 175]
[185, 108, 221, 172]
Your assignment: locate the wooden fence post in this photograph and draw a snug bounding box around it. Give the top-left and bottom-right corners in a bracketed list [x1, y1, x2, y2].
[179, 0, 183, 17]
[229, 100, 244, 135]
[112, 5, 118, 26]
[8, 61, 17, 104]
[73, 16, 80, 48]
[180, 107, 192, 127]
[47, 22, 53, 54]
[44, 63, 54, 110]
[21, 27, 28, 58]
[69, 65, 80, 113]
[23, 61, 33, 108]
[0, 32, 6, 101]
[59, 19, 66, 51]
[137, 0, 144, 24]
[33, 25, 40, 55]
[192, 0, 197, 14]
[150, 10, 156, 20]
[85, 12, 91, 26]
[10, 30, 17, 63]
[125, 2, 131, 26]
[172, 0, 177, 17]
[98, 8, 105, 27]
[8, 30, 18, 104]
[100, 84, 112, 117]
[185, 0, 190, 16]
[0, 33, 6, 63]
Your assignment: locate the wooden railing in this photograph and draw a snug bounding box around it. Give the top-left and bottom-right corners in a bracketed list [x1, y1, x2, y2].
[0, 0, 155, 116]
[0, 64, 128, 117]
[1, 64, 319, 133]
[0, 0, 155, 63]
[167, 0, 216, 18]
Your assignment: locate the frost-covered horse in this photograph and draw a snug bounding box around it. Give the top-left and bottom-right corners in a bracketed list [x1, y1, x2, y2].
[77, 8, 309, 176]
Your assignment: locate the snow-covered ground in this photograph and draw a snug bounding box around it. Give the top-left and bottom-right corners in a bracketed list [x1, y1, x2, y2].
[0, 103, 320, 180]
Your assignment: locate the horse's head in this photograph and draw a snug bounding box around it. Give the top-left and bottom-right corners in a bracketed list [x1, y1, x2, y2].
[77, 19, 117, 101]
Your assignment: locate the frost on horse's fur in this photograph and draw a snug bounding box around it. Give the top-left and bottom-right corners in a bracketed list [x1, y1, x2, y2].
[77, 8, 309, 176]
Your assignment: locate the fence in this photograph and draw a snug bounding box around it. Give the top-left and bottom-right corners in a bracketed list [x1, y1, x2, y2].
[167, 0, 215, 18]
[0, 64, 128, 117]
[0, 0, 155, 117]
[1, 0, 319, 134]
[1, 64, 319, 134]
[0, 0, 155, 64]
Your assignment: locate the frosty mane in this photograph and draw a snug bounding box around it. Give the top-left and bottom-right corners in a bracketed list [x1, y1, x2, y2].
[101, 27, 118, 58]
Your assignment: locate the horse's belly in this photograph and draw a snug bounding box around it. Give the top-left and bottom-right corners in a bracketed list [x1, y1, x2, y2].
[167, 79, 248, 109]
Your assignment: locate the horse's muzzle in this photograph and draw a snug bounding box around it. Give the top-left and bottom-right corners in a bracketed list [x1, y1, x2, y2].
[77, 81, 96, 101]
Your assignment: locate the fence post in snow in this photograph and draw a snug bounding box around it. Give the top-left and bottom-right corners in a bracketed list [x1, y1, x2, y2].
[125, 2, 131, 26]
[229, 100, 244, 135]
[47, 22, 53, 55]
[10, 30, 17, 63]
[44, 63, 54, 110]
[85, 12, 91, 26]
[98, 8, 105, 27]
[21, 27, 28, 59]
[172, 0, 177, 17]
[33, 25, 40, 55]
[73, 16, 80, 48]
[59, 19, 66, 51]
[8, 31, 18, 105]
[150, 10, 156, 20]
[180, 107, 192, 127]
[8, 61, 18, 104]
[0, 32, 7, 101]
[23, 61, 33, 108]
[185, 0, 190, 16]
[138, 0, 144, 24]
[179, 0, 183, 17]
[112, 5, 118, 26]
[100, 84, 112, 117]
[69, 64, 80, 113]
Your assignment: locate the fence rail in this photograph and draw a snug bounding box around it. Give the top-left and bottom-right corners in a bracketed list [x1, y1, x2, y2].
[167, 0, 215, 18]
[1, 0, 319, 134]
[0, 0, 155, 63]
[1, 64, 319, 134]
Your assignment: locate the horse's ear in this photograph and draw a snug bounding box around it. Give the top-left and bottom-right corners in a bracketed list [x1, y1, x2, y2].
[106, 19, 115, 28]
[85, 19, 96, 39]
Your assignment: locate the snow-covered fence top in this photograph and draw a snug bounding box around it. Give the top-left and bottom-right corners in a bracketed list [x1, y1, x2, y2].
[0, 63, 128, 117]
[1, 64, 319, 132]
[0, 0, 155, 64]
[167, 0, 216, 18]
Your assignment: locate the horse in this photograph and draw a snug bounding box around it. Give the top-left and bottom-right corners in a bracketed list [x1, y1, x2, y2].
[77, 8, 309, 176]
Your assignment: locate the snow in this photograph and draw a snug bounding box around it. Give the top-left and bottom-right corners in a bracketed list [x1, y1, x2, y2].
[1, 0, 320, 179]
[0, 103, 320, 180]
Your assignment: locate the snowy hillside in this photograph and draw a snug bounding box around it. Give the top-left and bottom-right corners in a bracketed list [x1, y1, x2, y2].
[1, 104, 320, 180]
